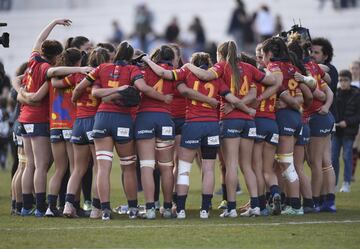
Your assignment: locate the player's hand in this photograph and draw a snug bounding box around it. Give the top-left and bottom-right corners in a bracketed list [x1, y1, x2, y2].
[317, 105, 329, 115]
[141, 55, 150, 63]
[164, 94, 173, 104]
[294, 72, 304, 82]
[223, 103, 234, 115]
[248, 108, 256, 117]
[337, 120, 347, 128]
[54, 19, 72, 26]
[208, 98, 219, 109]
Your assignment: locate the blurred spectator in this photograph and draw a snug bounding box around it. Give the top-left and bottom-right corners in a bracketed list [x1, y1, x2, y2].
[0, 62, 10, 98]
[350, 60, 360, 88]
[0, 0, 11, 10]
[253, 4, 274, 41]
[134, 3, 154, 52]
[189, 16, 206, 52]
[274, 14, 283, 35]
[204, 41, 218, 64]
[228, 0, 247, 50]
[165, 17, 180, 43]
[110, 20, 124, 45]
[0, 97, 9, 170]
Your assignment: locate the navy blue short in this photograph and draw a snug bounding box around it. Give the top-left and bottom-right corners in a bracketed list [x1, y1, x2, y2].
[254, 117, 279, 145]
[93, 112, 133, 144]
[181, 121, 220, 149]
[135, 112, 175, 140]
[220, 119, 257, 139]
[295, 123, 310, 146]
[12, 121, 24, 147]
[276, 108, 302, 137]
[50, 129, 72, 143]
[71, 117, 95, 145]
[21, 123, 50, 137]
[309, 112, 335, 137]
[173, 117, 185, 136]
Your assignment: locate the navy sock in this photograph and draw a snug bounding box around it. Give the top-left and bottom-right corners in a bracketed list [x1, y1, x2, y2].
[23, 194, 33, 210]
[16, 202, 23, 213]
[11, 200, 16, 210]
[270, 185, 280, 197]
[327, 193, 335, 203]
[101, 202, 110, 211]
[128, 199, 138, 208]
[172, 192, 177, 204]
[265, 192, 271, 202]
[250, 197, 259, 209]
[92, 198, 101, 209]
[259, 195, 267, 211]
[65, 194, 75, 204]
[281, 192, 286, 205]
[290, 197, 301, 209]
[221, 184, 227, 201]
[145, 202, 155, 210]
[201, 194, 213, 212]
[164, 202, 172, 209]
[320, 194, 326, 205]
[227, 201, 236, 211]
[285, 197, 290, 206]
[176, 195, 187, 212]
[303, 198, 314, 208]
[313, 196, 320, 207]
[47, 194, 57, 209]
[35, 192, 46, 212]
[74, 201, 81, 210]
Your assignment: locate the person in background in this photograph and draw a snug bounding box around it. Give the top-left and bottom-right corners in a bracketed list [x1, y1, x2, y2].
[227, 0, 247, 50]
[332, 69, 360, 193]
[189, 16, 206, 52]
[110, 20, 124, 45]
[165, 17, 180, 44]
[253, 4, 274, 41]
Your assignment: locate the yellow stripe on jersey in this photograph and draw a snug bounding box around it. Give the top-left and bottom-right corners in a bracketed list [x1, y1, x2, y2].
[209, 68, 218, 78]
[64, 77, 71, 86]
[172, 70, 178, 81]
[87, 74, 96, 81]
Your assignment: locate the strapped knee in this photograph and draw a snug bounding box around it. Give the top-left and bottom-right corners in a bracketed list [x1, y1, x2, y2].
[157, 160, 174, 167]
[96, 150, 113, 162]
[155, 139, 174, 151]
[140, 159, 156, 169]
[322, 165, 333, 173]
[277, 153, 299, 183]
[18, 154, 27, 164]
[177, 160, 192, 186]
[120, 155, 137, 166]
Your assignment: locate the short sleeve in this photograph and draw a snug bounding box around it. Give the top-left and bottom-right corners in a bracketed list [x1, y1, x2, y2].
[172, 67, 190, 81]
[209, 61, 226, 79]
[130, 66, 144, 84]
[268, 62, 282, 74]
[86, 66, 100, 83]
[218, 78, 231, 96]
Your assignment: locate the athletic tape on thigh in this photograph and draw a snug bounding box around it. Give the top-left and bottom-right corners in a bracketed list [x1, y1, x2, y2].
[177, 160, 192, 185]
[155, 139, 174, 151]
[322, 165, 333, 173]
[140, 159, 156, 169]
[157, 160, 174, 167]
[96, 150, 113, 161]
[275, 153, 293, 163]
[120, 155, 137, 166]
[18, 154, 27, 164]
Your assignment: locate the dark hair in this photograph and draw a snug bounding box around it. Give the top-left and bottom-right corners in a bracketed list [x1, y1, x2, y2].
[41, 40, 63, 64]
[262, 37, 290, 61]
[114, 41, 134, 62]
[88, 48, 110, 67]
[56, 48, 82, 67]
[339, 69, 352, 81]
[169, 43, 183, 67]
[312, 37, 334, 64]
[190, 52, 213, 68]
[65, 36, 90, 50]
[97, 42, 116, 53]
[287, 41, 307, 74]
[289, 51, 307, 75]
[239, 52, 257, 67]
[218, 41, 240, 91]
[16, 62, 28, 76]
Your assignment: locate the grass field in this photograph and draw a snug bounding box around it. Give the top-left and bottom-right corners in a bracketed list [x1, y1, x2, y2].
[1, 157, 360, 249]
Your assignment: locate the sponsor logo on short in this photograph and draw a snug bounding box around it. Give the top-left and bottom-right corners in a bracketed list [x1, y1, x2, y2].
[71, 136, 81, 141]
[93, 129, 105, 134]
[23, 124, 34, 133]
[137, 129, 153, 135]
[118, 127, 130, 137]
[270, 134, 279, 143]
[86, 131, 93, 140]
[208, 135, 220, 145]
[248, 128, 257, 137]
[227, 129, 240, 133]
[185, 140, 199, 144]
[50, 135, 61, 139]
[320, 129, 331, 133]
[162, 126, 173, 136]
[284, 127, 295, 132]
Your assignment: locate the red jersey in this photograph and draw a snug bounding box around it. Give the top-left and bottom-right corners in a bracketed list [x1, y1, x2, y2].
[137, 63, 175, 114]
[171, 87, 186, 118]
[86, 61, 143, 113]
[255, 83, 277, 120]
[19, 51, 51, 123]
[49, 79, 76, 129]
[173, 67, 230, 122]
[63, 73, 99, 118]
[210, 61, 263, 120]
[303, 60, 327, 118]
[268, 61, 303, 98]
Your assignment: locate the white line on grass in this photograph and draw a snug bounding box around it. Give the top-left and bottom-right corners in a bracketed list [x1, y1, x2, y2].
[1, 219, 360, 231]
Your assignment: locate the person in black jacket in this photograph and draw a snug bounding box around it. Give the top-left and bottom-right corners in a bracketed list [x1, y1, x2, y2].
[332, 70, 360, 193]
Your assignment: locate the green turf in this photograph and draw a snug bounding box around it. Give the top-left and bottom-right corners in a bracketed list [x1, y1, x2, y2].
[1, 156, 360, 249]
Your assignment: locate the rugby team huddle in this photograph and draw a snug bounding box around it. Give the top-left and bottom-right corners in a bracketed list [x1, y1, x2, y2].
[10, 18, 338, 221]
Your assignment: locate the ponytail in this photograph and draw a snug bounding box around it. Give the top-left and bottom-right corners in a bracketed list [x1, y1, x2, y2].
[226, 41, 240, 92]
